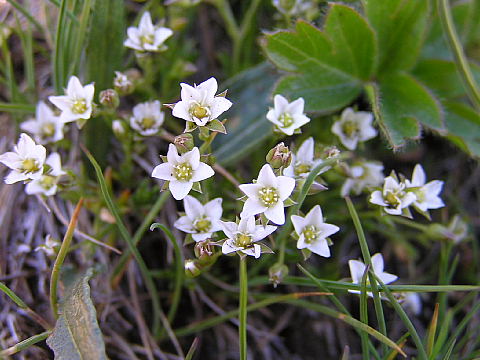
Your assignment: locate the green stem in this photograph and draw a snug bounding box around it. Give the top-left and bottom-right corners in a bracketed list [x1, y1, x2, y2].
[239, 256, 248, 360]
[389, 216, 430, 232]
[53, 0, 68, 93]
[0, 331, 51, 357]
[437, 241, 453, 326]
[437, 0, 480, 110]
[50, 198, 83, 318]
[0, 282, 27, 308]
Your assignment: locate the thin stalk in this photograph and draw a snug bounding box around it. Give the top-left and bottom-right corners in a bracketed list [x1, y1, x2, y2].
[239, 256, 248, 360]
[53, 0, 68, 93]
[50, 198, 84, 318]
[437, 241, 453, 326]
[0, 331, 51, 357]
[360, 266, 370, 360]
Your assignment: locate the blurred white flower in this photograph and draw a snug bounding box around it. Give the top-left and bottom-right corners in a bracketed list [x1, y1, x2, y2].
[25, 152, 66, 196]
[124, 11, 173, 52]
[341, 161, 384, 197]
[221, 216, 277, 258]
[130, 100, 164, 136]
[267, 94, 310, 136]
[174, 196, 223, 241]
[348, 253, 398, 296]
[291, 205, 339, 257]
[399, 292, 422, 315]
[151, 144, 214, 200]
[331, 108, 377, 150]
[112, 120, 126, 136]
[405, 164, 444, 213]
[49, 76, 94, 125]
[35, 235, 60, 257]
[239, 164, 296, 225]
[0, 133, 46, 184]
[20, 101, 64, 144]
[370, 175, 416, 216]
[113, 71, 133, 94]
[283, 137, 325, 178]
[172, 77, 232, 127]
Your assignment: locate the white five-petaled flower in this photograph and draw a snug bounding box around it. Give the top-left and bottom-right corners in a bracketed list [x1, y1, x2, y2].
[239, 164, 296, 225]
[25, 152, 66, 196]
[172, 77, 232, 127]
[341, 161, 384, 197]
[267, 94, 310, 136]
[283, 137, 326, 179]
[370, 175, 417, 216]
[0, 133, 46, 184]
[348, 253, 398, 295]
[124, 11, 173, 52]
[151, 144, 214, 200]
[174, 196, 223, 241]
[331, 108, 377, 150]
[20, 101, 64, 144]
[130, 100, 165, 136]
[291, 205, 339, 257]
[49, 76, 94, 125]
[220, 216, 277, 258]
[405, 164, 444, 213]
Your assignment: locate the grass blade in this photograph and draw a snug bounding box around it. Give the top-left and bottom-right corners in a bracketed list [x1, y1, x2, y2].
[427, 303, 440, 356]
[0, 331, 51, 357]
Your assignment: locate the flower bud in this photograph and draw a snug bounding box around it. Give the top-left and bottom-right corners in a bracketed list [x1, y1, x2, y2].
[114, 71, 135, 95]
[185, 259, 202, 278]
[324, 146, 340, 159]
[266, 142, 292, 169]
[194, 241, 214, 259]
[99, 89, 120, 109]
[174, 133, 195, 154]
[112, 120, 126, 137]
[269, 263, 289, 288]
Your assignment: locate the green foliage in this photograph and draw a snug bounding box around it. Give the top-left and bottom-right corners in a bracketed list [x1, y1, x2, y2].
[46, 269, 107, 360]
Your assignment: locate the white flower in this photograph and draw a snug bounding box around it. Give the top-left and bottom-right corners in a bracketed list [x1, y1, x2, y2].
[348, 253, 398, 295]
[113, 71, 132, 92]
[266, 94, 310, 136]
[370, 175, 417, 216]
[291, 205, 339, 257]
[25, 152, 66, 196]
[221, 216, 277, 258]
[405, 164, 444, 213]
[283, 137, 325, 178]
[130, 100, 165, 136]
[239, 164, 296, 225]
[172, 77, 232, 127]
[341, 161, 384, 197]
[112, 120, 125, 136]
[174, 196, 223, 241]
[49, 76, 94, 125]
[124, 11, 173, 52]
[0, 133, 46, 184]
[399, 292, 422, 315]
[331, 108, 377, 150]
[35, 235, 60, 257]
[151, 144, 214, 200]
[20, 101, 64, 144]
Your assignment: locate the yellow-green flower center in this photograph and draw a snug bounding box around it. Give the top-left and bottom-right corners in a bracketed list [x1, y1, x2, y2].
[72, 99, 87, 114]
[173, 162, 193, 181]
[258, 187, 280, 207]
[279, 112, 294, 128]
[385, 191, 401, 208]
[140, 34, 154, 45]
[140, 116, 156, 130]
[235, 233, 253, 248]
[42, 122, 56, 138]
[21, 158, 40, 174]
[193, 216, 211, 233]
[189, 103, 210, 120]
[412, 188, 425, 203]
[40, 175, 56, 190]
[294, 162, 311, 176]
[342, 120, 359, 138]
[303, 225, 318, 244]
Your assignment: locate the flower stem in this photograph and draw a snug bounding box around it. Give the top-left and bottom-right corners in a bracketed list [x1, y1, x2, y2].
[239, 256, 248, 360]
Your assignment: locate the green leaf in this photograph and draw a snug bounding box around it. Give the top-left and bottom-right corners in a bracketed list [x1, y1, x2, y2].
[443, 101, 480, 157]
[46, 269, 107, 360]
[263, 4, 376, 112]
[365, 0, 428, 74]
[205, 119, 227, 134]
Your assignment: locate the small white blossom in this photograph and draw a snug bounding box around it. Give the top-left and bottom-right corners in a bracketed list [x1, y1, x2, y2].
[20, 101, 64, 144]
[151, 144, 214, 200]
[291, 205, 339, 257]
[405, 164, 444, 213]
[283, 137, 325, 178]
[266, 94, 310, 136]
[341, 161, 384, 197]
[221, 216, 277, 258]
[331, 108, 377, 150]
[113, 71, 133, 93]
[124, 11, 173, 52]
[130, 100, 165, 136]
[0, 133, 46, 184]
[348, 253, 398, 295]
[25, 152, 66, 196]
[49, 75, 94, 125]
[112, 120, 125, 136]
[174, 196, 223, 241]
[370, 175, 417, 216]
[35, 235, 60, 257]
[172, 77, 232, 127]
[399, 292, 422, 315]
[239, 164, 296, 225]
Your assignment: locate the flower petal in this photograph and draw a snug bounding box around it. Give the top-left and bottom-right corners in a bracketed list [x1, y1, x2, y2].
[240, 198, 266, 218]
[183, 195, 204, 219]
[169, 180, 193, 200]
[191, 162, 214, 182]
[349, 259, 366, 284]
[151, 163, 174, 180]
[264, 202, 285, 225]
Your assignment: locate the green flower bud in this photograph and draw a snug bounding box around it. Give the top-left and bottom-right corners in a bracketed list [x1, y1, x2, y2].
[266, 142, 292, 169]
[269, 263, 289, 288]
[99, 89, 120, 109]
[185, 260, 202, 278]
[174, 133, 195, 154]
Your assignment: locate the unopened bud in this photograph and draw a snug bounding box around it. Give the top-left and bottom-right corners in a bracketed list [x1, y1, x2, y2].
[269, 263, 289, 288]
[99, 89, 120, 109]
[266, 142, 292, 169]
[112, 120, 125, 137]
[114, 71, 135, 95]
[324, 146, 340, 159]
[194, 241, 214, 259]
[185, 259, 202, 278]
[174, 133, 195, 154]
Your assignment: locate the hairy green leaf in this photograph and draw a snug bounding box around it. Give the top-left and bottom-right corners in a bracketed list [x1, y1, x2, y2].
[46, 269, 107, 360]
